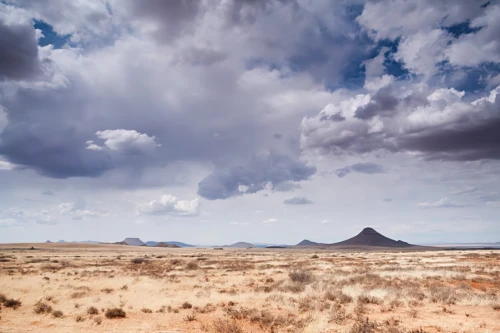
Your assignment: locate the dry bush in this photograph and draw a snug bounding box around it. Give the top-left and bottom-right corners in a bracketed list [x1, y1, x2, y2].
[75, 315, 85, 322]
[131, 257, 148, 264]
[492, 304, 500, 311]
[0, 293, 7, 303]
[330, 304, 348, 325]
[289, 269, 314, 284]
[350, 317, 378, 333]
[101, 288, 114, 294]
[3, 298, 22, 309]
[357, 294, 381, 305]
[105, 308, 126, 319]
[324, 290, 353, 304]
[52, 310, 63, 318]
[87, 306, 99, 315]
[141, 308, 153, 313]
[429, 285, 457, 304]
[186, 261, 199, 270]
[94, 317, 103, 325]
[212, 319, 244, 333]
[71, 292, 86, 299]
[184, 314, 197, 321]
[182, 301, 193, 309]
[34, 301, 53, 314]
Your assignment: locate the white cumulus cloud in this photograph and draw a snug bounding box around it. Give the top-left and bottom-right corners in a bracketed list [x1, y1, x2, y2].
[137, 194, 200, 216]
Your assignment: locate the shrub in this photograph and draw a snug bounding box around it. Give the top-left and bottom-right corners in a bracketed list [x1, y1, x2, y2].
[493, 304, 500, 311]
[289, 270, 314, 284]
[350, 317, 377, 333]
[75, 315, 85, 322]
[71, 292, 86, 299]
[52, 310, 64, 318]
[101, 288, 114, 294]
[0, 293, 7, 303]
[182, 302, 193, 309]
[34, 301, 52, 314]
[87, 306, 99, 315]
[4, 299, 22, 309]
[94, 317, 103, 325]
[141, 308, 153, 313]
[212, 319, 243, 333]
[186, 261, 199, 270]
[131, 258, 147, 264]
[184, 314, 197, 321]
[105, 308, 126, 319]
[311, 254, 319, 259]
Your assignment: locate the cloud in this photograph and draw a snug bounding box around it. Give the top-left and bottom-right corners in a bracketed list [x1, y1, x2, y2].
[301, 85, 500, 161]
[284, 197, 313, 205]
[0, 207, 56, 226]
[417, 198, 465, 209]
[92, 129, 160, 153]
[58, 202, 103, 220]
[41, 190, 54, 196]
[262, 218, 277, 224]
[198, 153, 316, 200]
[230, 221, 248, 225]
[0, 13, 41, 80]
[335, 163, 384, 178]
[137, 194, 200, 216]
[450, 186, 477, 195]
[320, 219, 328, 224]
[273, 182, 301, 192]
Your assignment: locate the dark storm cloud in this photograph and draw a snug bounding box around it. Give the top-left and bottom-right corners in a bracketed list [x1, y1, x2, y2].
[335, 163, 384, 178]
[284, 196, 313, 205]
[124, 0, 202, 42]
[400, 117, 500, 161]
[354, 89, 399, 119]
[197, 153, 316, 200]
[0, 20, 41, 80]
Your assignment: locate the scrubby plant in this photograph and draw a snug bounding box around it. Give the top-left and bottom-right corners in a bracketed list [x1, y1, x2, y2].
[34, 301, 52, 314]
[289, 270, 314, 284]
[52, 310, 63, 318]
[105, 308, 126, 319]
[87, 306, 99, 315]
[181, 301, 193, 309]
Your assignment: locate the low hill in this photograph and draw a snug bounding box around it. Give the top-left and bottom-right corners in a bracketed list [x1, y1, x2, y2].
[225, 242, 256, 248]
[145, 241, 195, 247]
[154, 242, 180, 248]
[330, 227, 412, 247]
[121, 238, 145, 246]
[295, 228, 413, 248]
[296, 239, 324, 247]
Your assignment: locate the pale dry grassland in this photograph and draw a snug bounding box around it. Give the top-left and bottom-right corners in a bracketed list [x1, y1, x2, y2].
[0, 243, 499, 333]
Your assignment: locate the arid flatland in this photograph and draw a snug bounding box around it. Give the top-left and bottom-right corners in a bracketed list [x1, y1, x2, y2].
[0, 244, 499, 333]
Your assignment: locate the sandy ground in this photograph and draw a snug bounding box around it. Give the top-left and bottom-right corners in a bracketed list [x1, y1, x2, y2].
[0, 243, 499, 333]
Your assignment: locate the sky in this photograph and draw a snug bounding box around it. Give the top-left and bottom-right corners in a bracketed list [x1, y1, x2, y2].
[1, 0, 499, 245]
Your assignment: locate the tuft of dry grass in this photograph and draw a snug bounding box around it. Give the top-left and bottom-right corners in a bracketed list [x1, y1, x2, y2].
[289, 269, 314, 284]
[34, 301, 52, 314]
[105, 308, 126, 319]
[3, 298, 22, 309]
[87, 306, 99, 315]
[211, 319, 244, 333]
[52, 310, 64, 318]
[141, 308, 153, 313]
[181, 301, 193, 309]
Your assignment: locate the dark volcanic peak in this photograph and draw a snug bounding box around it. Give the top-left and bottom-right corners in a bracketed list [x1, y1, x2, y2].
[122, 238, 145, 246]
[331, 227, 412, 247]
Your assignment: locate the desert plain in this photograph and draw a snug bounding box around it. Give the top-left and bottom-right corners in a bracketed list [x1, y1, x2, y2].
[0, 243, 499, 333]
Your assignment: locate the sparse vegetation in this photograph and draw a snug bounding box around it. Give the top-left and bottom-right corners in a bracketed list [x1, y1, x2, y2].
[87, 306, 99, 315]
[181, 301, 193, 309]
[289, 269, 314, 284]
[105, 308, 126, 319]
[34, 301, 53, 314]
[52, 310, 64, 318]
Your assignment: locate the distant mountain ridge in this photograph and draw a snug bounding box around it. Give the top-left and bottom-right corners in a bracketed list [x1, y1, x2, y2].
[224, 242, 256, 248]
[145, 241, 195, 248]
[120, 238, 145, 246]
[296, 227, 413, 248]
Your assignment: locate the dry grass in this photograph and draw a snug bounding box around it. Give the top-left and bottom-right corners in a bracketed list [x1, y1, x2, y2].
[0, 244, 499, 332]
